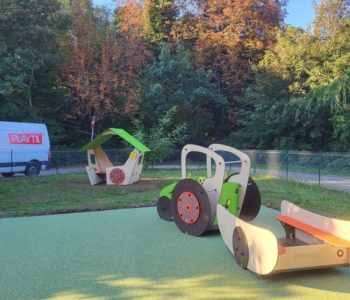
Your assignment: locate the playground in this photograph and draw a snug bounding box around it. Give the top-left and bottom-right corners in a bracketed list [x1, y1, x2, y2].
[1, 206, 350, 300]
[1, 143, 350, 299]
[2, 0, 350, 298]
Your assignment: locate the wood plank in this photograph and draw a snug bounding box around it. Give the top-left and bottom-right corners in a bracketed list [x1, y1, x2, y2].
[277, 215, 350, 248]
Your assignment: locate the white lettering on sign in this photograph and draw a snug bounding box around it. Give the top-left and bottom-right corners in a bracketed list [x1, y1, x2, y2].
[8, 133, 43, 145]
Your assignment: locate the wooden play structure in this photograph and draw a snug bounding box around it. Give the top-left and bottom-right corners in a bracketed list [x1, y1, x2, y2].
[157, 143, 350, 274]
[217, 201, 350, 275]
[156, 144, 261, 236]
[81, 128, 150, 186]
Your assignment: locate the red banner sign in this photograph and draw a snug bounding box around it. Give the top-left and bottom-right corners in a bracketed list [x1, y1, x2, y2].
[8, 133, 43, 145]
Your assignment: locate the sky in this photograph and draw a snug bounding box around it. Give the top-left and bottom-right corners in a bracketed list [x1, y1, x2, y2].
[285, 0, 316, 28]
[92, 0, 316, 29]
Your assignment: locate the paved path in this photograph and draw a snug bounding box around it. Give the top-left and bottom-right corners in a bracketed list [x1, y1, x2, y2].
[1, 206, 349, 300]
[2, 164, 350, 192]
[152, 164, 350, 192]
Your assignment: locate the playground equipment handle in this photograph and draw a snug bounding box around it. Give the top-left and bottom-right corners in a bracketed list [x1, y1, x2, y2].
[181, 144, 225, 183]
[208, 144, 251, 215]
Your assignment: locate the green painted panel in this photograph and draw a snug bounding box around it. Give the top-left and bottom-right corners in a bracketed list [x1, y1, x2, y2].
[160, 182, 178, 199]
[80, 128, 150, 152]
[214, 182, 240, 225]
[109, 128, 151, 152]
[80, 133, 112, 151]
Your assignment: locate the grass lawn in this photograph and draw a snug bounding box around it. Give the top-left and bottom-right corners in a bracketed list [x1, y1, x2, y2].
[1, 168, 350, 219]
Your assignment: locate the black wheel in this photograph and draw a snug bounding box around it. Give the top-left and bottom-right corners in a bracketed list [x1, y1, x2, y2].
[240, 177, 261, 222]
[25, 162, 41, 176]
[171, 179, 211, 236]
[224, 172, 239, 183]
[1, 173, 14, 177]
[232, 226, 249, 269]
[225, 174, 261, 222]
[157, 196, 173, 221]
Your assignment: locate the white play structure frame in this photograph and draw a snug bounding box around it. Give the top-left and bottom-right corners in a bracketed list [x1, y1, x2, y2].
[81, 128, 150, 186]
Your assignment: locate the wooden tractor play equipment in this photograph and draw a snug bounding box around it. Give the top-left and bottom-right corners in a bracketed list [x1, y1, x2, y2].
[157, 143, 350, 275]
[81, 128, 150, 186]
[156, 144, 261, 236]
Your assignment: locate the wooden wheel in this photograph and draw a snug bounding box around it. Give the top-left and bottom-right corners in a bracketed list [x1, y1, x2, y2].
[171, 179, 211, 236]
[232, 226, 249, 269]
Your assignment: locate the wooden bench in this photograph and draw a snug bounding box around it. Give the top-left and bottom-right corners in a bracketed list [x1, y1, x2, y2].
[277, 215, 350, 248]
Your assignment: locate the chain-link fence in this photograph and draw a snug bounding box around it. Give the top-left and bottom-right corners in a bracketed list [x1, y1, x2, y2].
[244, 150, 350, 192]
[47, 148, 350, 192]
[50, 149, 129, 169]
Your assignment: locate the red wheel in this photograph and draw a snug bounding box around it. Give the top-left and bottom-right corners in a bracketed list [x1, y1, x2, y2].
[177, 192, 200, 224]
[109, 168, 125, 185]
[171, 179, 210, 236]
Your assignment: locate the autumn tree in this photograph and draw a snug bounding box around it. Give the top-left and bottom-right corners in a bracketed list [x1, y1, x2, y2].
[314, 0, 350, 38]
[171, 9, 203, 48]
[194, 0, 286, 98]
[143, 0, 178, 47]
[115, 0, 154, 116]
[60, 0, 128, 142]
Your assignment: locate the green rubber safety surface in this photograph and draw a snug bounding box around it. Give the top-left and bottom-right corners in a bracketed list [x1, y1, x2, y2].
[1, 207, 350, 300]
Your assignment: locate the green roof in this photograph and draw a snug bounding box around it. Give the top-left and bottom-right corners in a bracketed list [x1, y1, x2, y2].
[80, 128, 150, 152]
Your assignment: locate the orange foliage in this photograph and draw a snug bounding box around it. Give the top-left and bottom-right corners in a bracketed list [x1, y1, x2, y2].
[60, 0, 121, 121]
[115, 0, 154, 114]
[194, 0, 285, 95]
[60, 0, 154, 122]
[171, 11, 202, 47]
[60, 0, 283, 124]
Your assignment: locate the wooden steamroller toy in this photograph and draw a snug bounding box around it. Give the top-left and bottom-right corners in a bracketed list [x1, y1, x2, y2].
[158, 143, 350, 275]
[81, 128, 150, 186]
[217, 200, 350, 275]
[156, 144, 261, 236]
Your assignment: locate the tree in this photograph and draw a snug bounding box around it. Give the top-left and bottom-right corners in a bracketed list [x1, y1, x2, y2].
[260, 27, 314, 95]
[142, 45, 228, 143]
[194, 0, 286, 99]
[143, 0, 178, 47]
[0, 0, 70, 121]
[314, 0, 350, 38]
[115, 0, 154, 116]
[229, 68, 292, 149]
[132, 106, 187, 164]
[230, 66, 337, 151]
[171, 10, 202, 48]
[239, 0, 350, 151]
[304, 76, 350, 151]
[60, 0, 128, 143]
[261, 1, 350, 94]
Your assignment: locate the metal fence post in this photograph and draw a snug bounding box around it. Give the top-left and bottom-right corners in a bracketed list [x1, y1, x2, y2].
[55, 151, 59, 174]
[11, 149, 13, 173]
[318, 154, 321, 187]
[253, 150, 256, 175]
[286, 151, 289, 180]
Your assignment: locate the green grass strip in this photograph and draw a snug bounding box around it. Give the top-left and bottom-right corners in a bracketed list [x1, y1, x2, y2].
[1, 170, 350, 220]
